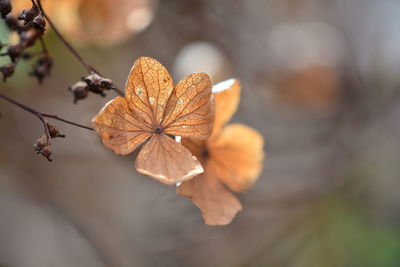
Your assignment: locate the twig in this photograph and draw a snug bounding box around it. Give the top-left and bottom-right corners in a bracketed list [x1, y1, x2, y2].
[0, 92, 94, 131]
[34, 0, 124, 96]
[34, 0, 96, 74]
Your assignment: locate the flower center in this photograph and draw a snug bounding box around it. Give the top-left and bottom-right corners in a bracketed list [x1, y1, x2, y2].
[154, 126, 163, 134]
[202, 147, 209, 158]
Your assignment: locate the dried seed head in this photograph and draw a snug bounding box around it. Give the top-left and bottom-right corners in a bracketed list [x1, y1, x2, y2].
[83, 73, 114, 97]
[20, 29, 39, 47]
[69, 81, 89, 103]
[31, 14, 46, 33]
[46, 121, 65, 139]
[7, 43, 25, 62]
[0, 0, 11, 19]
[18, 5, 39, 25]
[5, 15, 20, 31]
[0, 63, 15, 81]
[0, 0, 12, 19]
[34, 134, 52, 161]
[30, 55, 53, 84]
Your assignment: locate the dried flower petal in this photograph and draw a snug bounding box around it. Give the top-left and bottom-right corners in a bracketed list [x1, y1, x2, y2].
[92, 57, 214, 183]
[177, 163, 242, 225]
[209, 123, 264, 192]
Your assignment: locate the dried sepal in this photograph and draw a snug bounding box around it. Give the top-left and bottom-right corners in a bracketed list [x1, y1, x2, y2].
[178, 79, 265, 225]
[46, 121, 65, 138]
[34, 134, 52, 161]
[30, 54, 53, 84]
[31, 14, 46, 33]
[69, 81, 89, 103]
[0, 0, 12, 19]
[83, 73, 114, 97]
[92, 57, 214, 184]
[6, 43, 25, 62]
[18, 5, 39, 25]
[0, 63, 15, 81]
[177, 163, 242, 226]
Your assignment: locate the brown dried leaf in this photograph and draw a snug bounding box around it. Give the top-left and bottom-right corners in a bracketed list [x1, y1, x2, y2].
[177, 162, 243, 226]
[135, 134, 203, 185]
[209, 123, 264, 192]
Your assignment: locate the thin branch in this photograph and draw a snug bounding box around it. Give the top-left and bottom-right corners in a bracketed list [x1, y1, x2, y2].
[34, 0, 97, 74]
[41, 113, 94, 131]
[34, 0, 124, 96]
[0, 92, 94, 131]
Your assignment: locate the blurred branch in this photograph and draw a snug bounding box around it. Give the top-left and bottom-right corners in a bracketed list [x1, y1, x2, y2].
[0, 92, 94, 131]
[34, 0, 124, 96]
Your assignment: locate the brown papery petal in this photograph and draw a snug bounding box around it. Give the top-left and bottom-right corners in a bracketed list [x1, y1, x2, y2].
[181, 138, 207, 161]
[125, 57, 174, 126]
[209, 123, 264, 192]
[211, 79, 241, 136]
[92, 97, 152, 155]
[177, 163, 243, 226]
[162, 73, 214, 139]
[135, 134, 204, 185]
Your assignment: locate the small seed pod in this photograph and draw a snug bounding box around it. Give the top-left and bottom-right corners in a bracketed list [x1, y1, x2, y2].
[0, 0, 12, 19]
[20, 29, 39, 47]
[18, 5, 39, 25]
[30, 55, 53, 84]
[31, 14, 46, 33]
[5, 15, 20, 31]
[46, 121, 65, 138]
[69, 81, 89, 103]
[7, 43, 25, 62]
[0, 63, 15, 81]
[83, 73, 114, 97]
[34, 134, 52, 161]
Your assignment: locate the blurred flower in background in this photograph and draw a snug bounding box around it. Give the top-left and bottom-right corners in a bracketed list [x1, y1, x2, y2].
[12, 0, 157, 45]
[1, 0, 400, 266]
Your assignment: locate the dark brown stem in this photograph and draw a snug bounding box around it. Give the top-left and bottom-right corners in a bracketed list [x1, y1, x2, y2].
[39, 35, 48, 54]
[34, 0, 97, 74]
[0, 92, 94, 131]
[34, 0, 124, 96]
[41, 113, 94, 131]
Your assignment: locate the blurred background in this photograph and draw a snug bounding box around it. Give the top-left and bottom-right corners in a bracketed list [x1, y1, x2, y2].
[1, 0, 400, 266]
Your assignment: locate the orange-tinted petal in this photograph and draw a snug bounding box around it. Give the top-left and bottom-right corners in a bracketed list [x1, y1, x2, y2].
[177, 163, 243, 225]
[181, 138, 207, 161]
[209, 123, 264, 192]
[162, 73, 214, 139]
[92, 97, 152, 155]
[125, 57, 174, 126]
[135, 134, 204, 185]
[211, 79, 241, 135]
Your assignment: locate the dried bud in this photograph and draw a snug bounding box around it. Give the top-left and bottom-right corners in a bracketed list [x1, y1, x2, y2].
[30, 55, 52, 84]
[5, 15, 20, 31]
[34, 134, 52, 161]
[7, 43, 25, 62]
[31, 14, 46, 33]
[0, 41, 6, 50]
[0, 63, 15, 81]
[83, 73, 114, 97]
[69, 81, 89, 103]
[21, 52, 34, 60]
[18, 5, 39, 25]
[0, 0, 12, 19]
[20, 29, 39, 47]
[46, 121, 65, 138]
